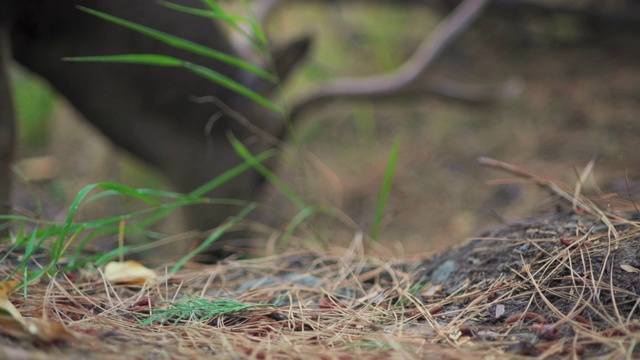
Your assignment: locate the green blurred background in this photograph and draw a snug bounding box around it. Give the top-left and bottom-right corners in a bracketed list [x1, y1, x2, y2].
[11, 1, 640, 256]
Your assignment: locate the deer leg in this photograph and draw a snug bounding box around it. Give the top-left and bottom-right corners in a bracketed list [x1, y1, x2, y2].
[0, 26, 16, 238]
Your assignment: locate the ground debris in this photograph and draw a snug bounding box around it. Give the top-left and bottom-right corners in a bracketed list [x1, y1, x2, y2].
[1, 209, 638, 359]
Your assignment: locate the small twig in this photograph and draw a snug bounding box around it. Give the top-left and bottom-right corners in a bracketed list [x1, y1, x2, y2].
[478, 157, 620, 238]
[478, 157, 573, 201]
[572, 157, 597, 214]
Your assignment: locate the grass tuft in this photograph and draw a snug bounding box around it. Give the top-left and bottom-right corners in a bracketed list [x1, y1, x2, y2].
[371, 136, 401, 240]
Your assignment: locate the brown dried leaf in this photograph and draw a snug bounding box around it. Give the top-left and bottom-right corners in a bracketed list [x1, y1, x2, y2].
[0, 280, 26, 327]
[104, 260, 157, 285]
[0, 280, 19, 296]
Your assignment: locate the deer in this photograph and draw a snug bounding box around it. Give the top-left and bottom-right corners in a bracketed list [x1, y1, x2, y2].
[0, 0, 315, 242]
[1, 0, 510, 251]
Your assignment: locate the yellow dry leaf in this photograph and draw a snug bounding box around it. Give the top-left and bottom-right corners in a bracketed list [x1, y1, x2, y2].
[421, 284, 443, 297]
[620, 264, 640, 274]
[0, 280, 19, 297]
[0, 280, 27, 328]
[104, 260, 157, 285]
[0, 297, 26, 327]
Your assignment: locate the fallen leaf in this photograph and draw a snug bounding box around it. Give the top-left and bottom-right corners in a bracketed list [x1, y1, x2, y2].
[620, 264, 640, 274]
[0, 280, 19, 296]
[421, 284, 443, 297]
[0, 280, 26, 327]
[104, 260, 157, 285]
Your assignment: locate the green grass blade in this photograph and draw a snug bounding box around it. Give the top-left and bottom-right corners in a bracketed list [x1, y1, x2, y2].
[280, 205, 321, 243]
[371, 136, 401, 240]
[92, 183, 163, 206]
[170, 204, 256, 274]
[189, 149, 277, 197]
[6, 226, 50, 281]
[76, 6, 276, 82]
[229, 135, 305, 209]
[183, 62, 282, 113]
[201, 0, 224, 13]
[161, 2, 244, 22]
[64, 54, 183, 66]
[160, 2, 251, 27]
[160, 1, 267, 52]
[241, 0, 269, 49]
[29, 182, 164, 277]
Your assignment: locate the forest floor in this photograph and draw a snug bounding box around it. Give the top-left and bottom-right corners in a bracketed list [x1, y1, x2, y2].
[4, 2, 639, 358]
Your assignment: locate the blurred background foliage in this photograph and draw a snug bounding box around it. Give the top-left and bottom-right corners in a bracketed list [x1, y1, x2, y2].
[10, 0, 640, 256]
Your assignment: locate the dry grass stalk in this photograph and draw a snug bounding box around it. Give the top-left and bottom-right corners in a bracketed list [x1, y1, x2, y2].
[1, 161, 639, 359]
